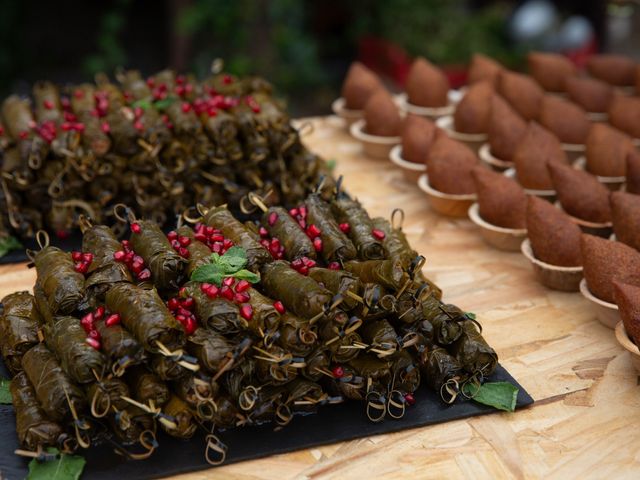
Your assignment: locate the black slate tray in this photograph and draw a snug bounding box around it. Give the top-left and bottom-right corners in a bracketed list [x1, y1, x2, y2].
[0, 356, 533, 480]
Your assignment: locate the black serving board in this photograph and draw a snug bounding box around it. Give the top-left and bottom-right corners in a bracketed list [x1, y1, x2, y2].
[0, 355, 533, 480]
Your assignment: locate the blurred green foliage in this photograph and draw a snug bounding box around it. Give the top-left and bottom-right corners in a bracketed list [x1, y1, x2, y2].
[82, 0, 130, 76]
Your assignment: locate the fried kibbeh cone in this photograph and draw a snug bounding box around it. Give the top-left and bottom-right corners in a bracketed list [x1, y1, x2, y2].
[513, 122, 567, 190]
[580, 234, 640, 303]
[401, 115, 439, 164]
[526, 196, 582, 267]
[341, 62, 383, 110]
[613, 280, 640, 346]
[487, 95, 527, 161]
[468, 53, 503, 86]
[454, 82, 493, 134]
[611, 191, 640, 252]
[528, 52, 576, 92]
[564, 76, 613, 113]
[472, 166, 526, 228]
[427, 136, 478, 194]
[363, 89, 402, 137]
[406, 57, 450, 108]
[585, 123, 635, 177]
[538, 95, 590, 145]
[587, 54, 636, 87]
[497, 71, 544, 120]
[548, 162, 611, 223]
[608, 95, 640, 139]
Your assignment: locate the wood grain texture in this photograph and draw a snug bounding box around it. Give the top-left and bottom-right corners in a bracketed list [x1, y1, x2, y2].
[1, 116, 638, 480]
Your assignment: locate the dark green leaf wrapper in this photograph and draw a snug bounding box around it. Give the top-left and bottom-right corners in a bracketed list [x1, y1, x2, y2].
[0, 291, 40, 375]
[308, 267, 362, 311]
[176, 226, 212, 277]
[33, 246, 85, 315]
[450, 321, 498, 376]
[262, 206, 316, 261]
[332, 197, 386, 260]
[186, 328, 235, 374]
[94, 319, 146, 371]
[305, 194, 357, 262]
[125, 365, 170, 407]
[345, 259, 407, 291]
[161, 395, 197, 439]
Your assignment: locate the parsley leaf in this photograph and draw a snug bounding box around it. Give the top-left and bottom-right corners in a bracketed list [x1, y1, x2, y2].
[0, 377, 11, 404]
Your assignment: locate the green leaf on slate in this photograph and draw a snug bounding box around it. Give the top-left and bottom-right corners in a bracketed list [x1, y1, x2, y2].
[463, 381, 519, 412]
[27, 448, 86, 480]
[0, 377, 11, 404]
[0, 235, 22, 258]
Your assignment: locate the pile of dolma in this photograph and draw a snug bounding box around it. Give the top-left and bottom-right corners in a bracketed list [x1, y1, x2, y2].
[0, 68, 334, 244]
[0, 190, 498, 466]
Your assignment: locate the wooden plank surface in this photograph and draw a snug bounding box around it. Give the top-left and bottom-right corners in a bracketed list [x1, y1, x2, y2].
[2, 116, 638, 480]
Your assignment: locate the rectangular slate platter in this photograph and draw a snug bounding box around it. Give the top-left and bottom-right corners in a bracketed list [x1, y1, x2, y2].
[0, 356, 533, 480]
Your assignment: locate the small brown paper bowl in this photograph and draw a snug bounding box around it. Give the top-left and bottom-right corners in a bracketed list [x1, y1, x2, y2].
[397, 93, 455, 120]
[615, 321, 640, 374]
[331, 97, 362, 128]
[468, 203, 527, 251]
[562, 142, 586, 164]
[436, 115, 487, 154]
[478, 143, 514, 171]
[417, 173, 476, 218]
[573, 156, 625, 191]
[389, 145, 426, 183]
[504, 168, 557, 202]
[579, 278, 620, 329]
[448, 88, 466, 105]
[586, 112, 608, 123]
[554, 202, 613, 238]
[350, 119, 401, 160]
[520, 238, 583, 292]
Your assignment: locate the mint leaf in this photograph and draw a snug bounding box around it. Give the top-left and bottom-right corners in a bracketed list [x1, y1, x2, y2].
[0, 377, 11, 404]
[464, 381, 518, 412]
[0, 235, 22, 258]
[233, 269, 260, 284]
[465, 312, 476, 320]
[220, 246, 247, 271]
[326, 159, 337, 171]
[131, 99, 152, 110]
[154, 96, 177, 111]
[210, 252, 221, 264]
[191, 263, 225, 286]
[27, 448, 86, 480]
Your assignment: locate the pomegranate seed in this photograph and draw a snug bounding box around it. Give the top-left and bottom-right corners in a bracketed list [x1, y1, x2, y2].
[101, 122, 110, 133]
[371, 229, 386, 240]
[222, 74, 233, 84]
[205, 226, 215, 235]
[124, 251, 135, 263]
[234, 292, 250, 304]
[211, 243, 222, 253]
[132, 255, 143, 264]
[167, 231, 178, 241]
[176, 314, 187, 324]
[81, 313, 94, 333]
[121, 240, 131, 251]
[210, 233, 224, 242]
[339, 223, 350, 233]
[259, 227, 269, 237]
[181, 297, 195, 310]
[137, 269, 151, 281]
[273, 301, 285, 314]
[332, 366, 345, 378]
[18, 131, 28, 140]
[171, 239, 181, 249]
[298, 265, 309, 275]
[302, 257, 316, 268]
[235, 280, 251, 293]
[313, 238, 323, 252]
[194, 232, 207, 243]
[82, 252, 93, 263]
[88, 329, 101, 341]
[328, 261, 341, 270]
[223, 239, 233, 250]
[179, 287, 187, 297]
[167, 298, 181, 311]
[298, 218, 306, 229]
[291, 258, 303, 269]
[75, 262, 89, 274]
[130, 223, 141, 234]
[270, 237, 281, 250]
[131, 260, 144, 274]
[200, 283, 211, 292]
[222, 277, 235, 287]
[86, 337, 101, 350]
[73, 123, 85, 132]
[260, 239, 270, 249]
[74, 89, 84, 99]
[71, 251, 83, 262]
[184, 317, 197, 335]
[105, 313, 121, 327]
[307, 224, 321, 238]
[404, 393, 415, 406]
[178, 247, 190, 258]
[178, 307, 192, 318]
[181, 102, 191, 113]
[220, 285, 234, 300]
[134, 120, 144, 131]
[205, 285, 219, 299]
[299, 206, 307, 218]
[179, 236, 191, 247]
[289, 208, 299, 217]
[43, 100, 54, 109]
[239, 304, 253, 320]
[94, 306, 105, 319]
[268, 212, 278, 226]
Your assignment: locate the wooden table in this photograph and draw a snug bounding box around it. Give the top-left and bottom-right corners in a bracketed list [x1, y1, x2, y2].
[2, 116, 638, 479]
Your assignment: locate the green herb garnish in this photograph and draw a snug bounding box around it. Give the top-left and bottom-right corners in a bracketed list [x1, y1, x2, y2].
[191, 246, 259, 286]
[463, 381, 519, 412]
[0, 235, 22, 258]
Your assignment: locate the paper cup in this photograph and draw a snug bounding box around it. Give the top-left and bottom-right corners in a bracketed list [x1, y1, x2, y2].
[468, 203, 526, 251]
[350, 119, 400, 159]
[504, 168, 556, 202]
[478, 143, 514, 171]
[331, 97, 362, 128]
[573, 156, 625, 191]
[397, 93, 455, 120]
[615, 321, 640, 374]
[389, 145, 426, 183]
[436, 116, 486, 154]
[417, 173, 476, 218]
[520, 239, 583, 292]
[579, 278, 620, 329]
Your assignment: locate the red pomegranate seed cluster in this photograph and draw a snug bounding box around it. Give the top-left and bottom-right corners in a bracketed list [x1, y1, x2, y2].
[327, 261, 341, 270]
[167, 231, 191, 258]
[245, 96, 261, 113]
[404, 393, 415, 406]
[80, 306, 121, 350]
[289, 206, 324, 254]
[93, 91, 110, 117]
[331, 365, 345, 378]
[290, 256, 316, 276]
[113, 240, 152, 281]
[258, 227, 285, 260]
[167, 295, 198, 335]
[193, 223, 234, 254]
[371, 228, 386, 240]
[71, 251, 93, 274]
[200, 278, 254, 320]
[174, 75, 194, 98]
[289, 205, 308, 229]
[339, 223, 350, 234]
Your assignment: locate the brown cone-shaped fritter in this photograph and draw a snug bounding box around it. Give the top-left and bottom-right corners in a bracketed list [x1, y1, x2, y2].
[538, 95, 590, 145]
[586, 54, 636, 86]
[453, 82, 493, 134]
[611, 191, 640, 252]
[405, 57, 450, 108]
[613, 281, 640, 346]
[513, 122, 567, 190]
[497, 71, 544, 120]
[528, 52, 576, 92]
[427, 136, 478, 194]
[468, 54, 503, 86]
[627, 150, 640, 195]
[526, 196, 582, 266]
[341, 62, 383, 110]
[580, 234, 640, 303]
[548, 162, 611, 223]
[401, 115, 439, 164]
[585, 123, 635, 177]
[472, 166, 526, 228]
[487, 95, 527, 161]
[564, 76, 613, 113]
[636, 65, 640, 94]
[363, 89, 402, 137]
[608, 95, 640, 139]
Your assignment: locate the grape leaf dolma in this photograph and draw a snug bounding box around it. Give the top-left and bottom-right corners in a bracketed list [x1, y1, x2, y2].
[261, 206, 316, 261]
[86, 377, 131, 415]
[32, 246, 85, 315]
[261, 260, 332, 319]
[345, 259, 406, 291]
[332, 196, 386, 260]
[203, 205, 271, 271]
[304, 194, 357, 262]
[0, 291, 40, 374]
[21, 343, 87, 422]
[105, 283, 185, 353]
[389, 350, 421, 394]
[186, 328, 236, 374]
[94, 318, 146, 374]
[162, 395, 197, 440]
[246, 288, 281, 339]
[82, 224, 133, 301]
[360, 319, 399, 357]
[130, 220, 186, 291]
[419, 344, 464, 393]
[150, 354, 191, 382]
[429, 304, 466, 346]
[125, 365, 170, 407]
[44, 316, 107, 384]
[183, 282, 245, 335]
[176, 226, 212, 277]
[302, 347, 330, 382]
[278, 313, 317, 357]
[308, 267, 362, 311]
[10, 371, 65, 451]
[449, 320, 498, 377]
